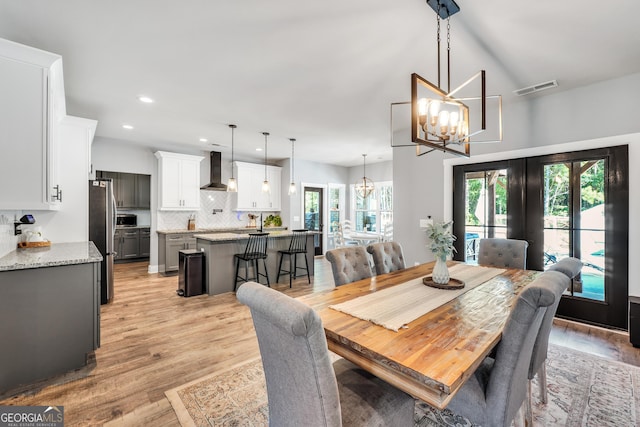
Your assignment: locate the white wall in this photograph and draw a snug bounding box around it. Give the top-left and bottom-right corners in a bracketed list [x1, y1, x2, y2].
[393, 72, 640, 295]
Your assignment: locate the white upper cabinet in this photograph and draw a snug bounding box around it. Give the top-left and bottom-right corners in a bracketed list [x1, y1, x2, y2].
[234, 161, 281, 211]
[155, 151, 203, 211]
[0, 39, 65, 210]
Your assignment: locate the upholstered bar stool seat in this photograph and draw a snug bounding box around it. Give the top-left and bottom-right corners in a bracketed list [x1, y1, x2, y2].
[325, 246, 372, 286]
[366, 242, 406, 275]
[478, 238, 529, 269]
[233, 233, 270, 291]
[276, 229, 310, 288]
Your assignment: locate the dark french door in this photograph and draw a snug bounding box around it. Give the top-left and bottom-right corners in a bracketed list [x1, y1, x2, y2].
[453, 146, 629, 330]
[526, 147, 628, 329]
[304, 187, 324, 255]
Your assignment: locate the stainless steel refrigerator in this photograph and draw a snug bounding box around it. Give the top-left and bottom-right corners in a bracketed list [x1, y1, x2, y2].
[89, 179, 117, 304]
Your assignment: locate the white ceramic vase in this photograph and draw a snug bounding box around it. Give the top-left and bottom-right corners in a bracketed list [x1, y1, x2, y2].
[431, 256, 450, 284]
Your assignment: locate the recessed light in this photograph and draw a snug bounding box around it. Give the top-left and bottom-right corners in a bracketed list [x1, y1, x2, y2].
[200, 138, 208, 142]
[122, 124, 134, 130]
[256, 148, 263, 151]
[138, 96, 154, 103]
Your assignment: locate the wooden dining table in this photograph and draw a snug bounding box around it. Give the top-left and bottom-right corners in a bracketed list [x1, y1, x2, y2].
[298, 261, 541, 409]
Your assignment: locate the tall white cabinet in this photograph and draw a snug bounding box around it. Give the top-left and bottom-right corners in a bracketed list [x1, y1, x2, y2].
[234, 161, 281, 211]
[0, 39, 66, 210]
[155, 151, 203, 211]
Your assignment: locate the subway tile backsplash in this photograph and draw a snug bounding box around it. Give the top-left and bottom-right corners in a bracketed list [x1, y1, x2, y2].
[156, 191, 279, 230]
[0, 213, 18, 258]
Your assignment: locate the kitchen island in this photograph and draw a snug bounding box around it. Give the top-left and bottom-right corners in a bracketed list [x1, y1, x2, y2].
[195, 230, 316, 295]
[0, 242, 102, 393]
[157, 226, 287, 274]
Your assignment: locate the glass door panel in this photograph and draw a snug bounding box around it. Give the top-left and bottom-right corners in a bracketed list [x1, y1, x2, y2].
[462, 169, 508, 263]
[542, 160, 606, 301]
[304, 187, 323, 255]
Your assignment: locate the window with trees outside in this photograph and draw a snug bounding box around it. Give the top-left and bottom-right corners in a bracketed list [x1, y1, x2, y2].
[351, 181, 393, 233]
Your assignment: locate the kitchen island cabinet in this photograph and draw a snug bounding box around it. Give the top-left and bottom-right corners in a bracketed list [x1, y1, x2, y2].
[156, 227, 288, 274]
[195, 231, 316, 295]
[0, 242, 102, 393]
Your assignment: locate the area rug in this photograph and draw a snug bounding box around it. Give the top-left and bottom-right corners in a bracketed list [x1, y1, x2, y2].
[166, 345, 640, 426]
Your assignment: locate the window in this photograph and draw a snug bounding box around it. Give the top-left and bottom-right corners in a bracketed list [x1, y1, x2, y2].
[351, 181, 393, 233]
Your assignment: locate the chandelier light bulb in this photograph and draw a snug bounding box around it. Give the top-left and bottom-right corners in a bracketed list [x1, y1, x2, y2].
[429, 100, 440, 127]
[418, 98, 428, 116]
[262, 180, 270, 193]
[449, 111, 459, 135]
[288, 182, 297, 195]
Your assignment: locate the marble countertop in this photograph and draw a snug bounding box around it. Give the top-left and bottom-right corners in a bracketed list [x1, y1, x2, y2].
[157, 226, 287, 235]
[195, 230, 317, 243]
[0, 242, 103, 272]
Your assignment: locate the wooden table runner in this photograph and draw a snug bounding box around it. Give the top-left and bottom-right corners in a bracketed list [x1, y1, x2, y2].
[329, 264, 505, 331]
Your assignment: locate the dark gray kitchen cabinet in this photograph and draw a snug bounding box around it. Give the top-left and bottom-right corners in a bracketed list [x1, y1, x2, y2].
[139, 228, 151, 257]
[114, 228, 145, 261]
[120, 229, 139, 259]
[0, 262, 100, 392]
[136, 175, 151, 209]
[160, 233, 197, 273]
[97, 171, 151, 209]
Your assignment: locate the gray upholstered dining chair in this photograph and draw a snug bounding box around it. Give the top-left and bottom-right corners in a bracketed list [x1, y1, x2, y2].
[325, 246, 372, 286]
[236, 281, 415, 427]
[478, 238, 529, 269]
[366, 242, 406, 275]
[547, 256, 583, 279]
[445, 275, 556, 427]
[525, 260, 581, 426]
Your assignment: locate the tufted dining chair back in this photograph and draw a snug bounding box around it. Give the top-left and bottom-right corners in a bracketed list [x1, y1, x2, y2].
[325, 246, 372, 286]
[524, 270, 571, 425]
[236, 281, 416, 426]
[366, 242, 406, 275]
[478, 238, 529, 269]
[547, 256, 583, 279]
[446, 274, 555, 426]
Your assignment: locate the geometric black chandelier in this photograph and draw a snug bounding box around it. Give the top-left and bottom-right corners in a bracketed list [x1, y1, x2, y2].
[393, 0, 503, 158]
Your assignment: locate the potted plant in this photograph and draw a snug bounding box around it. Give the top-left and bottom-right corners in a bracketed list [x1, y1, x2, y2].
[426, 221, 457, 284]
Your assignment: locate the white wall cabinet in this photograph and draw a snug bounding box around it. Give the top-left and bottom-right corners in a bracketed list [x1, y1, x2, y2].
[0, 39, 65, 210]
[155, 151, 203, 211]
[234, 161, 281, 211]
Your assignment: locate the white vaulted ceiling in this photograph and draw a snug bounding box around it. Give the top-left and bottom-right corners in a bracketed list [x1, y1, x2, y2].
[1, 0, 639, 166]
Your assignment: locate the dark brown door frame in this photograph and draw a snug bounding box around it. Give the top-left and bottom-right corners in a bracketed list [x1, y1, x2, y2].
[304, 186, 324, 256]
[526, 146, 629, 330]
[453, 146, 628, 330]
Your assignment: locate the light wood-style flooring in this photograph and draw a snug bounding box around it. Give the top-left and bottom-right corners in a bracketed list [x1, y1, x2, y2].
[1, 258, 638, 426]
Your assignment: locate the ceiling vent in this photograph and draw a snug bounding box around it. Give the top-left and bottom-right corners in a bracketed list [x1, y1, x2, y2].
[513, 80, 558, 96]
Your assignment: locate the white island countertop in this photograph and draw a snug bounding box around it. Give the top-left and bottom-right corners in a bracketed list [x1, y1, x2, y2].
[194, 230, 317, 243]
[0, 242, 103, 272]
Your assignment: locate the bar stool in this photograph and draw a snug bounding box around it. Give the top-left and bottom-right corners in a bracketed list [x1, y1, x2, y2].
[233, 233, 270, 291]
[276, 229, 310, 288]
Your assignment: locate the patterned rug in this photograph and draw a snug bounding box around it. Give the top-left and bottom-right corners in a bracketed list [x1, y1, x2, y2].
[165, 345, 640, 426]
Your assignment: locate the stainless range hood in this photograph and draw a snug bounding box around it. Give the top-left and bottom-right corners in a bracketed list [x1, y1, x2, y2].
[201, 151, 228, 191]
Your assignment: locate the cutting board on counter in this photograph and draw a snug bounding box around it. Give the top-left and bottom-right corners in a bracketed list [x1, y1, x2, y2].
[17, 240, 51, 248]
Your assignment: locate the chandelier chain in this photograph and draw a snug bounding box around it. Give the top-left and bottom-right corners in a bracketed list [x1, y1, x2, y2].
[447, 16, 451, 93]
